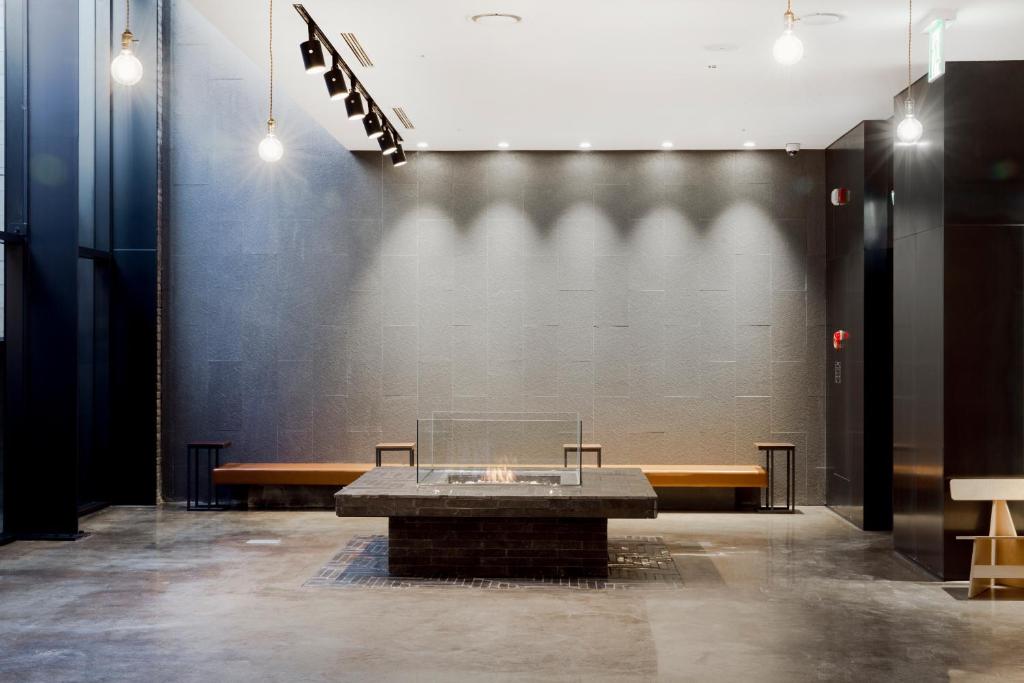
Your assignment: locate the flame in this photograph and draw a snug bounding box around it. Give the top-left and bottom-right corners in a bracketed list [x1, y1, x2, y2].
[481, 466, 517, 483]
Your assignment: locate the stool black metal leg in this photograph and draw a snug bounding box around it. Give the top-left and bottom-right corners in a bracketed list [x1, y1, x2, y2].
[194, 447, 200, 511]
[213, 447, 220, 508]
[789, 448, 795, 512]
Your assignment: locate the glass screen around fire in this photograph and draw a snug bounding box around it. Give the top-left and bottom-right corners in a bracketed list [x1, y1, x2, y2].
[416, 412, 583, 486]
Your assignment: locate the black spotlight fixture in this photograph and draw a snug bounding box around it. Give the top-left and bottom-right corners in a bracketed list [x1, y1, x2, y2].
[362, 109, 384, 139]
[391, 145, 408, 167]
[294, 5, 407, 168]
[378, 128, 398, 156]
[323, 61, 348, 99]
[344, 89, 366, 120]
[300, 27, 326, 74]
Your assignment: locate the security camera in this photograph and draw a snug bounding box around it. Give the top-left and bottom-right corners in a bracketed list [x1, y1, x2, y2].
[785, 143, 800, 158]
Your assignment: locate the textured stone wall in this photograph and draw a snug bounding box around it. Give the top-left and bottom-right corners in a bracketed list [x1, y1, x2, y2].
[165, 0, 827, 502]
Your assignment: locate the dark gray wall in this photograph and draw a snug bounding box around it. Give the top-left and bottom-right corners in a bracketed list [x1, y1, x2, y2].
[164, 0, 827, 502]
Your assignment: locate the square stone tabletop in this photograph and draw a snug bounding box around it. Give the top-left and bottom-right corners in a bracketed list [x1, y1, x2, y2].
[336, 467, 657, 519]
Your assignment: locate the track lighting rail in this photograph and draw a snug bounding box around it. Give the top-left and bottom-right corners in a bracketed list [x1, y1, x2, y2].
[293, 4, 404, 148]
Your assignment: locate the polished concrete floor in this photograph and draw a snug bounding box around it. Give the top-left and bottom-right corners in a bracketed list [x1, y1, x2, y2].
[2, 507, 1023, 682]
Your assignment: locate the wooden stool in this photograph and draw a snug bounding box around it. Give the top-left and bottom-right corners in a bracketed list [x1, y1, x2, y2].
[951, 478, 1024, 598]
[375, 442, 415, 467]
[563, 443, 602, 467]
[755, 442, 795, 513]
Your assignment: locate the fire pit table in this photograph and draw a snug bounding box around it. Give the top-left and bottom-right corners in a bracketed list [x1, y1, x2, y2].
[335, 413, 657, 578]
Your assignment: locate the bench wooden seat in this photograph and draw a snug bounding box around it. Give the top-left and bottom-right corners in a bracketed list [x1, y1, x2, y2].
[213, 463, 376, 487]
[213, 462, 767, 489]
[604, 464, 768, 488]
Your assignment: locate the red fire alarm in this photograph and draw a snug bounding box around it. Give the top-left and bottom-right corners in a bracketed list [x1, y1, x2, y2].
[833, 330, 850, 350]
[830, 188, 851, 206]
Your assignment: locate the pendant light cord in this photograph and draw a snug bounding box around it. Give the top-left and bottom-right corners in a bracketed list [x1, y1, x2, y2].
[906, 0, 913, 96]
[125, 0, 131, 32]
[268, 0, 274, 124]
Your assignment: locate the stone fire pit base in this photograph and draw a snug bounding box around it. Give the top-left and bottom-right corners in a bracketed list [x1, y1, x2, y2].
[388, 516, 609, 578]
[337, 467, 657, 579]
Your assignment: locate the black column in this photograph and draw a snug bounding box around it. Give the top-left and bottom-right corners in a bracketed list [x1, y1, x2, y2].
[6, 0, 83, 538]
[825, 121, 894, 531]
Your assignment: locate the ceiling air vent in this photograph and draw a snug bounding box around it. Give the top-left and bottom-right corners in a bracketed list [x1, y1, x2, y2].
[392, 107, 415, 130]
[340, 32, 374, 67]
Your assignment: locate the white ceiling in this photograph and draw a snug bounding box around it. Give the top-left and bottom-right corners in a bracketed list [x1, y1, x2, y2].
[193, 0, 1024, 150]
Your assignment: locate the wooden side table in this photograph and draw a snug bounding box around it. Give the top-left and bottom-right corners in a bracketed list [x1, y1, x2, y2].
[755, 442, 795, 513]
[376, 442, 415, 467]
[563, 443, 602, 467]
[951, 478, 1024, 598]
[187, 440, 231, 511]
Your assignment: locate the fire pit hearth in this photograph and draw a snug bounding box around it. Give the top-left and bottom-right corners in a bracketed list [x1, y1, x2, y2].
[336, 413, 657, 579]
[443, 466, 565, 486]
[337, 467, 657, 578]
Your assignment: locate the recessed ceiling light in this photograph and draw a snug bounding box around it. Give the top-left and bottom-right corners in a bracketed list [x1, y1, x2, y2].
[703, 43, 739, 52]
[801, 12, 844, 26]
[471, 13, 522, 25]
[579, 141, 592, 149]
[416, 142, 429, 149]
[497, 141, 510, 149]
[742, 141, 757, 148]
[661, 141, 674, 149]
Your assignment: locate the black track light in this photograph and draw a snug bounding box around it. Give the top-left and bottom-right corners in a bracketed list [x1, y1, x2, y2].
[362, 110, 384, 139]
[378, 128, 398, 156]
[344, 90, 366, 120]
[391, 145, 408, 167]
[323, 63, 348, 99]
[300, 28, 326, 74]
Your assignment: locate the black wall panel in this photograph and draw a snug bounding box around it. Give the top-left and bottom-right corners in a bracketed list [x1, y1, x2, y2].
[893, 61, 1024, 579]
[826, 121, 893, 531]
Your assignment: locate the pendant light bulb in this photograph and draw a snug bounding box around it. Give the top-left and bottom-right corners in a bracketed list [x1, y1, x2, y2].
[772, 5, 803, 65]
[896, 100, 923, 144]
[111, 0, 143, 87]
[896, 0, 924, 145]
[259, 120, 284, 162]
[258, 0, 282, 162]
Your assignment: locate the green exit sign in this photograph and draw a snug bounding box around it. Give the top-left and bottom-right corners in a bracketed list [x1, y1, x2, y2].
[927, 19, 946, 82]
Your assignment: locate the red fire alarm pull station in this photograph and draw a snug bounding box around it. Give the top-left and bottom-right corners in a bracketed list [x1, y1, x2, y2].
[833, 330, 850, 350]
[830, 188, 851, 206]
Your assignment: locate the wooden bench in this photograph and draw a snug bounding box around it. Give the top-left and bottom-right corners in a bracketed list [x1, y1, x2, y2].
[213, 462, 767, 490]
[950, 478, 1024, 598]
